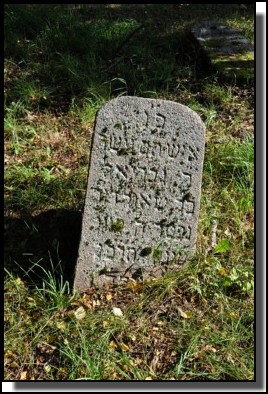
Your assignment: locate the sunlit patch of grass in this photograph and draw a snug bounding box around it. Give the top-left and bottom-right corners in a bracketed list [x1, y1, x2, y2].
[5, 165, 88, 214]
[4, 255, 254, 380]
[4, 110, 91, 215]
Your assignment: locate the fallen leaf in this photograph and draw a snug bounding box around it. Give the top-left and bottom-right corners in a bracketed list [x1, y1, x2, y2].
[219, 267, 227, 277]
[26, 297, 36, 307]
[44, 364, 51, 373]
[74, 306, 86, 320]
[9, 361, 19, 368]
[106, 293, 112, 301]
[121, 342, 130, 352]
[204, 344, 217, 353]
[103, 320, 109, 328]
[109, 340, 118, 349]
[67, 310, 74, 318]
[5, 350, 14, 359]
[20, 371, 28, 380]
[178, 308, 191, 319]
[82, 293, 93, 309]
[229, 311, 239, 320]
[112, 307, 123, 317]
[222, 222, 231, 234]
[56, 321, 66, 331]
[126, 278, 142, 291]
[129, 334, 136, 342]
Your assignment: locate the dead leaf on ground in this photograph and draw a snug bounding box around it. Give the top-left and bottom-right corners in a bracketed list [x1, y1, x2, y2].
[177, 307, 191, 319]
[112, 307, 123, 317]
[20, 371, 28, 380]
[106, 293, 112, 301]
[74, 306, 86, 320]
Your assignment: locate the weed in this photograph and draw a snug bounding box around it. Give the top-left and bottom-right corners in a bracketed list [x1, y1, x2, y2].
[110, 219, 124, 232]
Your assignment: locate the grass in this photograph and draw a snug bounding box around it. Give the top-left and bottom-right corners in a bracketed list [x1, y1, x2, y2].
[4, 4, 254, 381]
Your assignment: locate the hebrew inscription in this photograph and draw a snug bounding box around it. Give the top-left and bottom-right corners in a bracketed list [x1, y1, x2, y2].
[74, 97, 205, 292]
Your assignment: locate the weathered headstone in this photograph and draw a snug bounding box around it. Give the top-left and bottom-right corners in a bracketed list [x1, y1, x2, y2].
[192, 21, 254, 83]
[74, 97, 205, 292]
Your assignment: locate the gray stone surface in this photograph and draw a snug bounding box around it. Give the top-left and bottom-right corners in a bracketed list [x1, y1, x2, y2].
[74, 97, 205, 292]
[192, 21, 253, 54]
[191, 21, 254, 82]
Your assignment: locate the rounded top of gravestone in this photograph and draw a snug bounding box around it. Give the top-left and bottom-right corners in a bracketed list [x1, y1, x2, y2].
[97, 96, 205, 141]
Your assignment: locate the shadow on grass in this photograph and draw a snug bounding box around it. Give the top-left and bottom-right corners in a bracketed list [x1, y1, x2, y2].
[4, 4, 254, 112]
[4, 209, 82, 289]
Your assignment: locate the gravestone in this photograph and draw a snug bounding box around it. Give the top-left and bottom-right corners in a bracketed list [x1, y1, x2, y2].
[74, 97, 205, 292]
[192, 21, 254, 83]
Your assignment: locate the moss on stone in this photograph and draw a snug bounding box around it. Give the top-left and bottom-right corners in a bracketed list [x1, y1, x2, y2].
[114, 122, 123, 129]
[110, 219, 124, 232]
